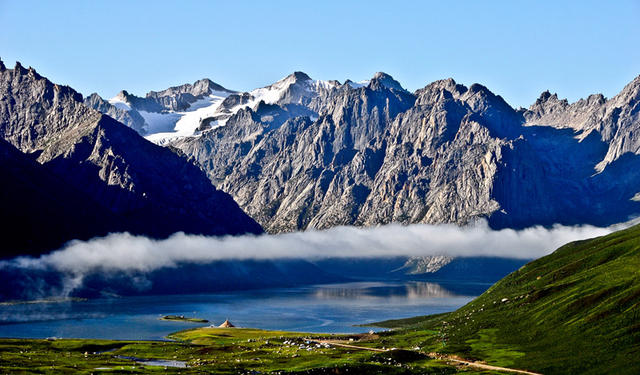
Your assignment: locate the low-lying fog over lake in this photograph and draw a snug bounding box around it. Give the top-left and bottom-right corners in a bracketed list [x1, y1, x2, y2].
[0, 281, 483, 340]
[0, 220, 628, 340]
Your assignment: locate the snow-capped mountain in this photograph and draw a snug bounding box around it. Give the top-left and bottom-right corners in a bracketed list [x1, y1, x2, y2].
[138, 90, 233, 144]
[96, 79, 237, 145]
[88, 72, 346, 145]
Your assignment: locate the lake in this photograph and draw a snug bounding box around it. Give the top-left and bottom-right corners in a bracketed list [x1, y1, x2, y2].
[0, 281, 485, 340]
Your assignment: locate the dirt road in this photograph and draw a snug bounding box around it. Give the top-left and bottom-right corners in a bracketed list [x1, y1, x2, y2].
[312, 339, 542, 375]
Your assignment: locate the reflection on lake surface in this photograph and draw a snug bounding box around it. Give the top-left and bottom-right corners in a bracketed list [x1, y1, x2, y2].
[312, 282, 455, 299]
[0, 281, 487, 340]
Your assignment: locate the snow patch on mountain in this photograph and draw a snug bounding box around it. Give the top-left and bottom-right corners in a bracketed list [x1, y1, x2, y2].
[108, 72, 407, 145]
[139, 110, 181, 135]
[345, 80, 370, 89]
[143, 91, 231, 145]
[108, 96, 131, 111]
[139, 73, 338, 144]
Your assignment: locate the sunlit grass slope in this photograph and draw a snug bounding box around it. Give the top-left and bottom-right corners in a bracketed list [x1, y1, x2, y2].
[375, 223, 640, 374]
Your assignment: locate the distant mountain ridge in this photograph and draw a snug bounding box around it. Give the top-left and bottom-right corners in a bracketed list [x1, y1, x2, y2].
[0, 60, 262, 257]
[22, 61, 640, 235]
[134, 71, 640, 232]
[93, 70, 640, 233]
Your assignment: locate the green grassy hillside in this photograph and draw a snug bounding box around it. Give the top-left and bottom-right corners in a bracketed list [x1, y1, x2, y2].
[375, 223, 640, 374]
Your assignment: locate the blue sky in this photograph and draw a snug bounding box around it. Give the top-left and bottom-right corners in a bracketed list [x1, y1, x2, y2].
[1, 1, 639, 108]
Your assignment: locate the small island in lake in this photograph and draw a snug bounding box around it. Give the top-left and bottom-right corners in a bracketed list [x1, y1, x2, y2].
[160, 315, 209, 323]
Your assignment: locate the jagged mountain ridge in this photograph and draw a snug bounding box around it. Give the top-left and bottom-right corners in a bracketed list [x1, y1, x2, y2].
[86, 71, 391, 145]
[151, 71, 640, 232]
[0, 60, 262, 256]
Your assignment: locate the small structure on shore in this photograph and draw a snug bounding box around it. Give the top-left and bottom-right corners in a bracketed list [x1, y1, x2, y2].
[218, 319, 235, 328]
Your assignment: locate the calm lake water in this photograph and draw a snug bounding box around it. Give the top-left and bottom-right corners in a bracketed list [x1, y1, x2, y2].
[0, 281, 484, 340]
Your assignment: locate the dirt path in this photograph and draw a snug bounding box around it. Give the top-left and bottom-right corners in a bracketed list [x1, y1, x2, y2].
[427, 352, 542, 375]
[311, 339, 542, 375]
[314, 339, 387, 352]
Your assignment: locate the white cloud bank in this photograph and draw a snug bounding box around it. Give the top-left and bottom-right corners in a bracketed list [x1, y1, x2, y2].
[10, 220, 634, 275]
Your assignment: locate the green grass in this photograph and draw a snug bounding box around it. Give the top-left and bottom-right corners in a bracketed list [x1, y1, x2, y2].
[374, 223, 640, 374]
[0, 328, 498, 374]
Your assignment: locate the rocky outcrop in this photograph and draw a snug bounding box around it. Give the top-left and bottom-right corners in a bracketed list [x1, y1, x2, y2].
[172, 72, 640, 232]
[0, 61, 262, 256]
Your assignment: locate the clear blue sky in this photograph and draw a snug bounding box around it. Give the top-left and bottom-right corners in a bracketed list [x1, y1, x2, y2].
[1, 1, 639, 108]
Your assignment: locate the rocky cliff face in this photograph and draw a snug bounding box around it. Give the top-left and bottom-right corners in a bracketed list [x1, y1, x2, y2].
[167, 72, 640, 232]
[0, 61, 262, 256]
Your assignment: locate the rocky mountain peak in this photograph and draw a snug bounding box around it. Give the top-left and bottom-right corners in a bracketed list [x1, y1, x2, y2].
[369, 72, 405, 91]
[430, 78, 463, 91]
[267, 71, 313, 92]
[115, 90, 131, 101]
[86, 92, 102, 101]
[612, 74, 640, 104]
[289, 71, 312, 82]
[466, 83, 502, 99]
[197, 78, 234, 94]
[13, 61, 28, 75]
[527, 90, 569, 116]
[534, 90, 560, 105]
[461, 83, 518, 122]
[5, 61, 83, 105]
[0, 58, 5, 71]
[415, 78, 468, 105]
[146, 78, 233, 100]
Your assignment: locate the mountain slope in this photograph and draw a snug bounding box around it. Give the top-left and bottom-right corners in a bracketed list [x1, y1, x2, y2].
[0, 61, 261, 256]
[377, 223, 640, 374]
[174, 73, 417, 231]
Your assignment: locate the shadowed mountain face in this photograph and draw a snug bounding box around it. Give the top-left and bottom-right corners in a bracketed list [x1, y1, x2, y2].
[0, 61, 262, 257]
[0, 138, 119, 258]
[148, 73, 640, 232]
